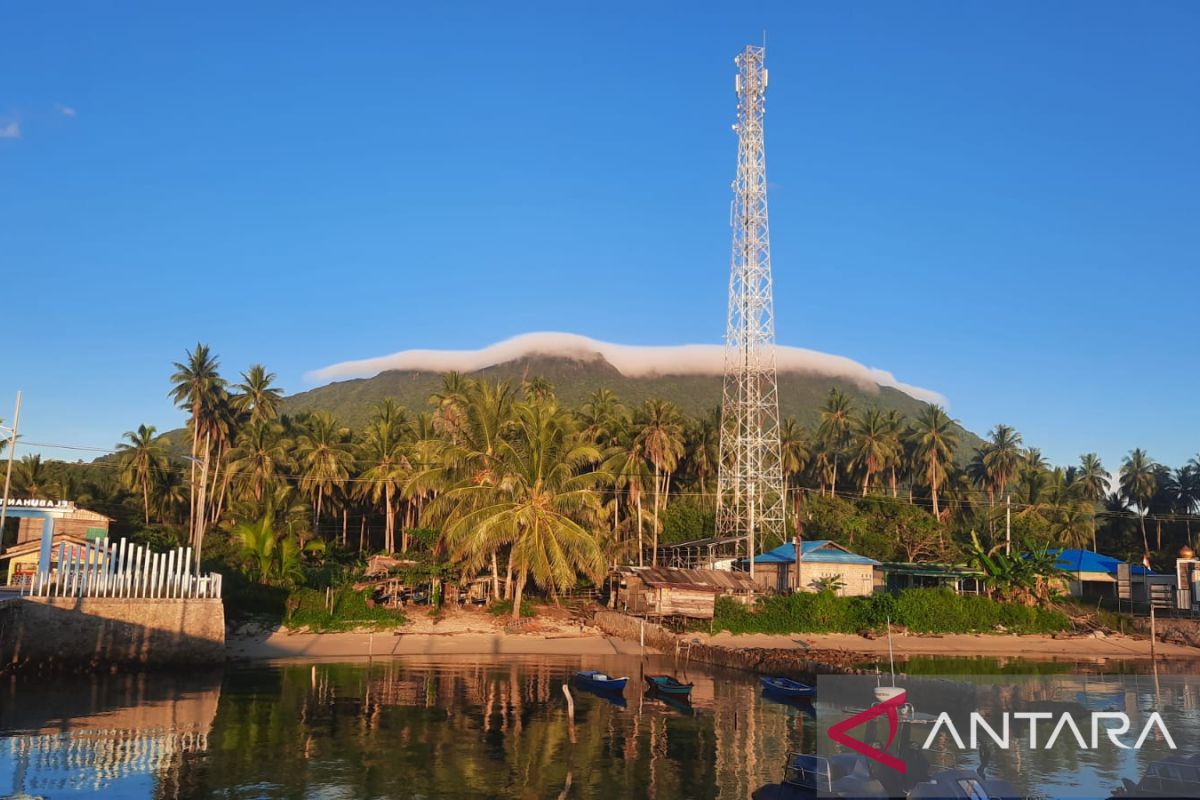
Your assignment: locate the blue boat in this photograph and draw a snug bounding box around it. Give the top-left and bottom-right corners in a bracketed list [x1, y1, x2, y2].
[645, 674, 694, 697]
[574, 670, 628, 693]
[760, 676, 816, 699]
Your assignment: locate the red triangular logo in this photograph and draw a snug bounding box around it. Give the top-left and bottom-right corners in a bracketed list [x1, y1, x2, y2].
[826, 690, 908, 774]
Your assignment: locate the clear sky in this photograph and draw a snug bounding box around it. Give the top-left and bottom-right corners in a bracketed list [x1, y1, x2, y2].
[2, 1, 1197, 477]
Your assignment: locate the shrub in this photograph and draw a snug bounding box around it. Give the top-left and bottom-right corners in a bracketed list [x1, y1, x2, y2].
[487, 598, 535, 618]
[713, 588, 1070, 636]
[286, 587, 408, 632]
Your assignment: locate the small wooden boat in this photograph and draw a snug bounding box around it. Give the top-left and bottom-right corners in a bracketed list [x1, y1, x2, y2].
[759, 676, 815, 699]
[574, 670, 628, 693]
[645, 688, 695, 715]
[645, 674, 694, 697]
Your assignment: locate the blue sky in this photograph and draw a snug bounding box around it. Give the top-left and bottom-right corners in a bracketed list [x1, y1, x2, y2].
[2, 1, 1198, 476]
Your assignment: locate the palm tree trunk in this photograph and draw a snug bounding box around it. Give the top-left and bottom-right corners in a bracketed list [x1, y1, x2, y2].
[862, 469, 871, 497]
[511, 569, 527, 622]
[384, 484, 394, 553]
[491, 552, 501, 600]
[188, 406, 199, 544]
[636, 493, 644, 568]
[504, 553, 514, 600]
[342, 508, 347, 547]
[651, 466, 661, 567]
[142, 472, 151, 525]
[929, 460, 940, 519]
[890, 467, 898, 498]
[1156, 518, 1162, 551]
[1139, 514, 1150, 556]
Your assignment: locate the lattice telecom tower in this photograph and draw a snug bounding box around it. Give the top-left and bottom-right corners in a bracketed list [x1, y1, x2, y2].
[715, 45, 786, 576]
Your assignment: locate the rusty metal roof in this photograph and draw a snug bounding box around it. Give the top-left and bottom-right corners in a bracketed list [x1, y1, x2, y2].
[618, 566, 757, 593]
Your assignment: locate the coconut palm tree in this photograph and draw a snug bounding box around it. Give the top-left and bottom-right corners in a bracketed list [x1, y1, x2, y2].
[881, 410, 907, 498]
[1119, 448, 1157, 556]
[635, 399, 685, 565]
[13, 454, 52, 499]
[576, 388, 628, 449]
[115, 424, 169, 524]
[232, 364, 283, 425]
[982, 425, 1023, 506]
[227, 420, 291, 505]
[294, 411, 353, 532]
[685, 407, 721, 498]
[849, 408, 894, 496]
[439, 401, 605, 620]
[1074, 453, 1110, 550]
[778, 417, 810, 520]
[907, 404, 959, 519]
[602, 434, 653, 567]
[817, 389, 854, 495]
[169, 343, 226, 545]
[357, 400, 412, 553]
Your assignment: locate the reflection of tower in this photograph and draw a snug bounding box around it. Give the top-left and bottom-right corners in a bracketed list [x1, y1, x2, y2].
[716, 44, 786, 575]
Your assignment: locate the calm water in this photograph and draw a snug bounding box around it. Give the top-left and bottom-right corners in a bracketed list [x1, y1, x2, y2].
[0, 655, 1196, 799]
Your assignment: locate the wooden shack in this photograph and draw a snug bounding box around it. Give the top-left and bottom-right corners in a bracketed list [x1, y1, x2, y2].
[615, 566, 757, 620]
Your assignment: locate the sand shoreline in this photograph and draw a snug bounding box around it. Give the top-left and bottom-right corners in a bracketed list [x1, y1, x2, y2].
[226, 624, 1200, 664]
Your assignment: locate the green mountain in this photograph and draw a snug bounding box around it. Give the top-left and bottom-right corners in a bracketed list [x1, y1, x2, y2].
[283, 355, 984, 452]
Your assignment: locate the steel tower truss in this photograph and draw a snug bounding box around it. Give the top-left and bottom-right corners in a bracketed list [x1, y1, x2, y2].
[715, 45, 786, 575]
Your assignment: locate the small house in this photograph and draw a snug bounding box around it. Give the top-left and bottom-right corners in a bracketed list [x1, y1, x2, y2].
[1, 533, 99, 587]
[1052, 549, 1150, 600]
[878, 562, 985, 595]
[615, 566, 757, 620]
[750, 540, 879, 596]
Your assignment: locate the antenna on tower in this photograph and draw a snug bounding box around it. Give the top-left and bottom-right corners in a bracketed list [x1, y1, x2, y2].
[715, 45, 786, 579]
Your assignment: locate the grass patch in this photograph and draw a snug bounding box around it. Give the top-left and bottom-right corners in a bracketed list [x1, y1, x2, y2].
[286, 587, 409, 632]
[714, 588, 1070, 636]
[487, 598, 535, 618]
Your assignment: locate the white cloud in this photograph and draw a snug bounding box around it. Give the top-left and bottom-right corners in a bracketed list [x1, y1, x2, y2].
[0, 121, 20, 139]
[57, 104, 77, 118]
[308, 331, 947, 405]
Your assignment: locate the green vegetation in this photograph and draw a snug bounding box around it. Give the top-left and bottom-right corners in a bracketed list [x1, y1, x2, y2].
[3, 342, 1197, 624]
[712, 589, 1071, 636]
[486, 599, 535, 618]
[286, 587, 408, 632]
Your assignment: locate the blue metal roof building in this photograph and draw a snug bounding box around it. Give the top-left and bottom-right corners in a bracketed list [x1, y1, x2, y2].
[752, 540, 881, 566]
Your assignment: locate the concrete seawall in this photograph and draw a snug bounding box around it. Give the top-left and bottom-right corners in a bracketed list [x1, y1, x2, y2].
[593, 610, 867, 678]
[1, 596, 225, 671]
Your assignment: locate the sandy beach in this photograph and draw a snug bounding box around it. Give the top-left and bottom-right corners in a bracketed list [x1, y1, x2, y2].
[700, 630, 1200, 660]
[227, 606, 1200, 663]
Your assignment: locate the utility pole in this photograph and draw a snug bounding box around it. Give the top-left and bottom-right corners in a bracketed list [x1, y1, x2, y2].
[1005, 493, 1011, 556]
[0, 390, 22, 551]
[716, 45, 786, 579]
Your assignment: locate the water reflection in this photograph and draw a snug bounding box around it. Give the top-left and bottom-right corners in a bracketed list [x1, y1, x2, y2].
[0, 671, 220, 798]
[0, 657, 814, 799]
[2, 658, 1193, 798]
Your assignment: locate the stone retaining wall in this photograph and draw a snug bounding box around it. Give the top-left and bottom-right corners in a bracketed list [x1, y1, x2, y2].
[593, 610, 866, 678]
[1, 596, 225, 671]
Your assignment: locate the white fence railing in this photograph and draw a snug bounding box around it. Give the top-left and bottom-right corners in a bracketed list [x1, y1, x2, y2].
[22, 537, 222, 600]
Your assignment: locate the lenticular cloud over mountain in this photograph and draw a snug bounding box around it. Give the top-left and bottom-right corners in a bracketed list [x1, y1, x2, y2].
[309, 332, 945, 405]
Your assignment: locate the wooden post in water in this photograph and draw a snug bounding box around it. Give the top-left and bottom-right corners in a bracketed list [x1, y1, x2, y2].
[562, 684, 576, 744]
